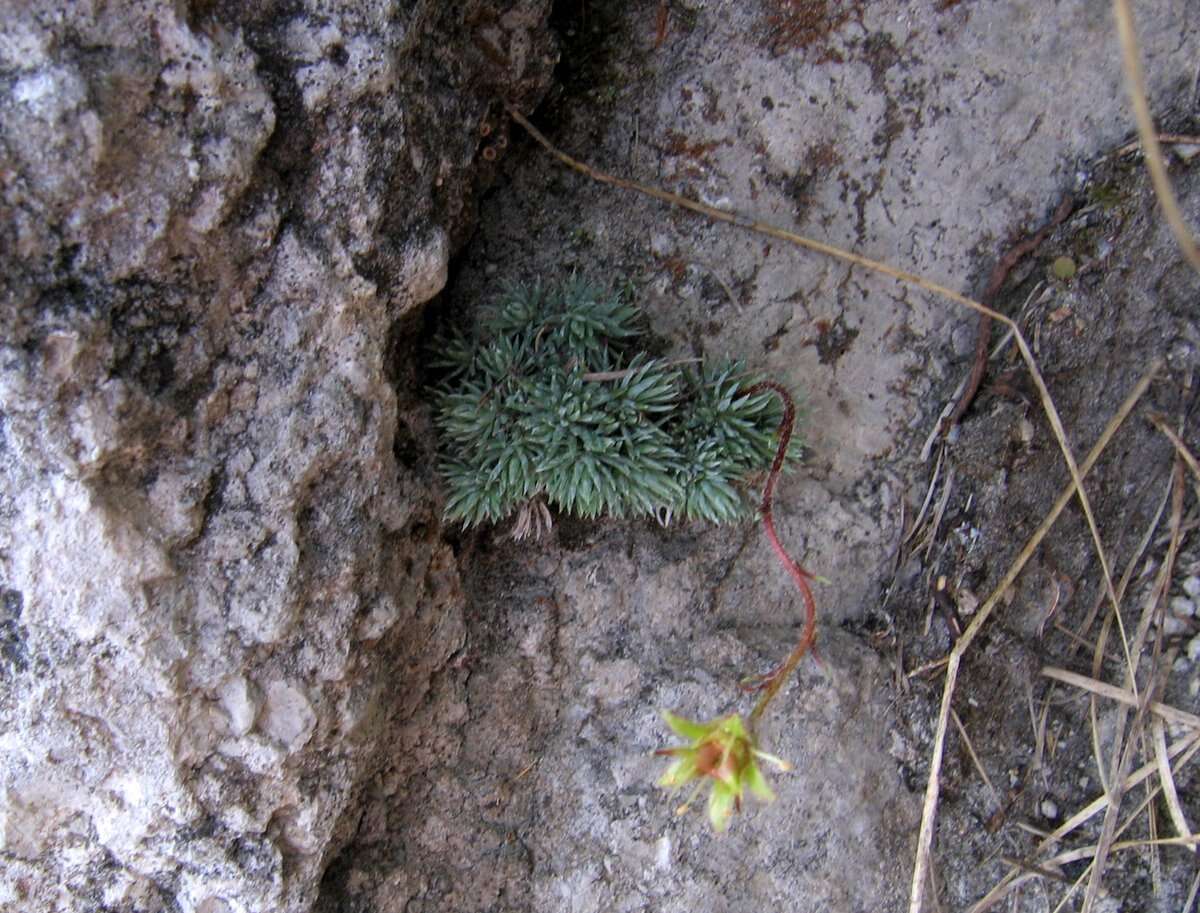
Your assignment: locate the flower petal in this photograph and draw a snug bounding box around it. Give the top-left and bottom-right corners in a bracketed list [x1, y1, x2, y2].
[752, 747, 793, 772]
[744, 759, 776, 803]
[661, 710, 712, 742]
[717, 714, 750, 742]
[707, 781, 737, 832]
[658, 754, 699, 788]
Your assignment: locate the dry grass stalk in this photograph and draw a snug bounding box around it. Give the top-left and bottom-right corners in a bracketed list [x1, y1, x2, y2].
[951, 708, 999, 801]
[1151, 789, 1166, 896]
[961, 6, 1200, 884]
[1152, 715, 1194, 851]
[1041, 666, 1200, 731]
[1034, 779, 1187, 912]
[909, 360, 1159, 913]
[1114, 0, 1200, 272]
[1046, 834, 1200, 873]
[1080, 458, 1184, 912]
[1065, 465, 1173, 665]
[1057, 732, 1200, 848]
[1149, 412, 1200, 497]
[907, 655, 950, 679]
[919, 469, 955, 560]
[1185, 869, 1200, 911]
[1147, 792, 1163, 898]
[1118, 133, 1200, 156]
[970, 731, 1200, 912]
[1030, 684, 1052, 792]
[904, 447, 945, 547]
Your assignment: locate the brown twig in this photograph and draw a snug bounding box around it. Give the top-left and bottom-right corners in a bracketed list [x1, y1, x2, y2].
[998, 856, 1071, 886]
[946, 196, 1074, 429]
[1117, 133, 1200, 156]
[654, 1, 670, 49]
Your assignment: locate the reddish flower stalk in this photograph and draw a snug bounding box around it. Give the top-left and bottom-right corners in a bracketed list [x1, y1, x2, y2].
[743, 381, 818, 725]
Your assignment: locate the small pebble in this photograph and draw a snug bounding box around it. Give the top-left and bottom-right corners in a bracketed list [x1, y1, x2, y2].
[1171, 595, 1196, 618]
[1175, 144, 1200, 163]
[1188, 635, 1200, 662]
[1040, 798, 1059, 820]
[956, 588, 979, 616]
[1183, 576, 1200, 599]
[1163, 614, 1190, 636]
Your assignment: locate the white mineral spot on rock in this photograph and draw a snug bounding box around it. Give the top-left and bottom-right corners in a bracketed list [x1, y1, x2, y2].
[217, 676, 261, 737]
[397, 229, 450, 313]
[217, 734, 287, 777]
[2, 778, 80, 859]
[1017, 417, 1035, 444]
[188, 186, 227, 234]
[259, 680, 316, 752]
[277, 801, 326, 855]
[357, 596, 400, 641]
[13, 70, 57, 107]
[0, 20, 48, 69]
[655, 834, 671, 870]
[297, 61, 335, 111]
[1175, 144, 1200, 163]
[955, 588, 979, 616]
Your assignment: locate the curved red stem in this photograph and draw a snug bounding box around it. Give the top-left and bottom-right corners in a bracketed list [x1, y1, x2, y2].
[744, 381, 818, 724]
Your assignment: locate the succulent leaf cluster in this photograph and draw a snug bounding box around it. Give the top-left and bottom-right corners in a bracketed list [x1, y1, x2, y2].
[430, 279, 799, 530]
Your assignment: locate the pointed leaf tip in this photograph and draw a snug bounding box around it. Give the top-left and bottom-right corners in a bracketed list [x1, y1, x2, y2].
[661, 710, 711, 742]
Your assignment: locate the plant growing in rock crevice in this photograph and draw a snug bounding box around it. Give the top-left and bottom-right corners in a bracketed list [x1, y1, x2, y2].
[430, 278, 818, 832]
[430, 278, 800, 538]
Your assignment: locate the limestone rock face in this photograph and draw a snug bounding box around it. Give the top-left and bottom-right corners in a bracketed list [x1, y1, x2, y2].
[0, 3, 553, 911]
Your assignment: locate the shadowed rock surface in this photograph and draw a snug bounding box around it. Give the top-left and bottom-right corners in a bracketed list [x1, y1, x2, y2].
[0, 3, 553, 911]
[4, 1, 1200, 912]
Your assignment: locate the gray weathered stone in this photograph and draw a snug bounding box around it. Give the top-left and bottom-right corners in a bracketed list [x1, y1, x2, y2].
[0, 3, 554, 911]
